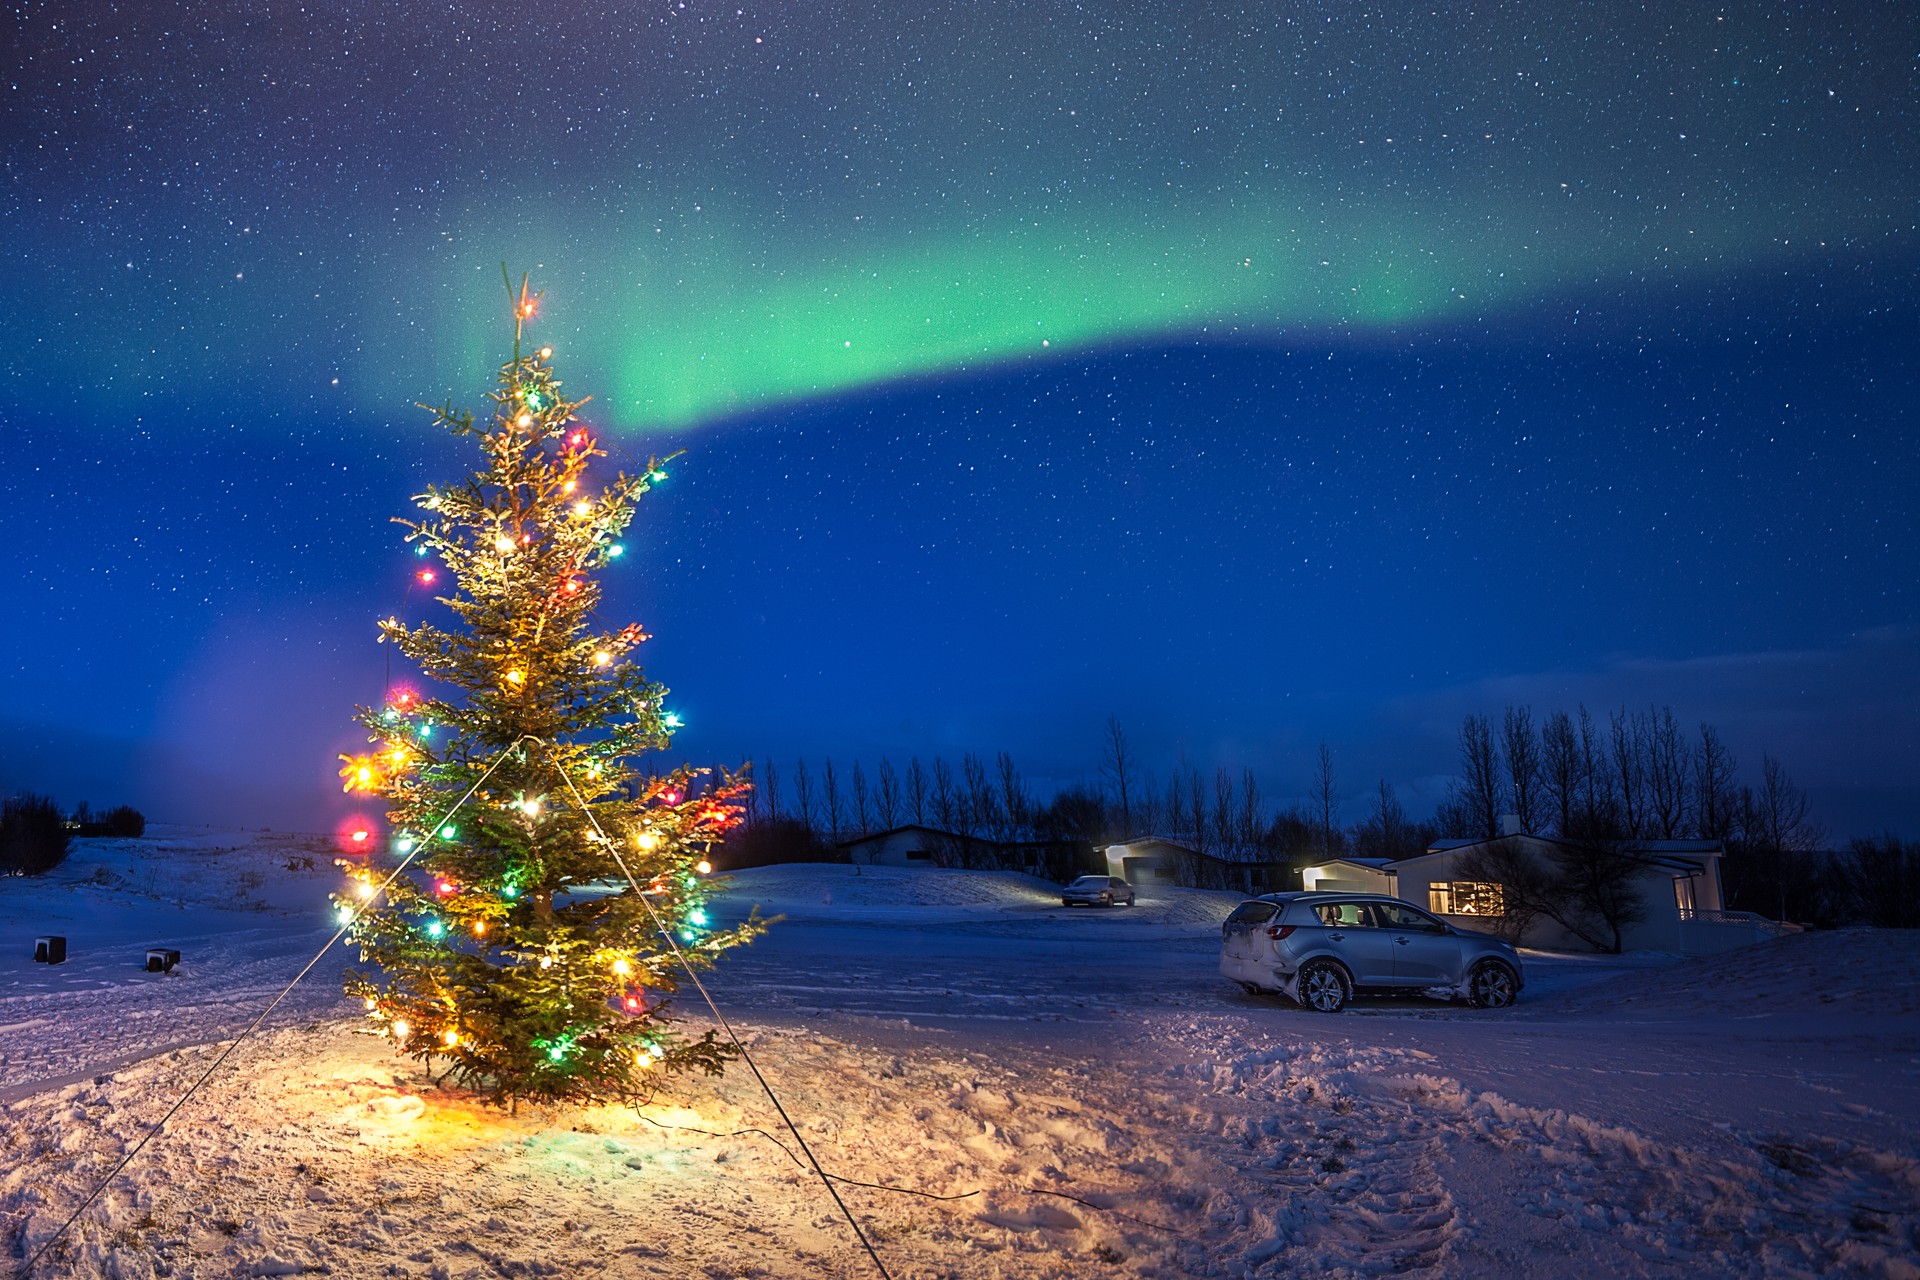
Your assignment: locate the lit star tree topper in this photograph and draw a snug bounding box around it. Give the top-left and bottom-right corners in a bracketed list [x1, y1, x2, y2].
[334, 272, 766, 1106]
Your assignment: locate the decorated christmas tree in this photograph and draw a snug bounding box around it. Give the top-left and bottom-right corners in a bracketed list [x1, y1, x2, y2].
[334, 275, 764, 1106]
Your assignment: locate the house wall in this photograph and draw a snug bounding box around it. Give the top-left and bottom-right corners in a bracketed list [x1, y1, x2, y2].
[849, 829, 944, 868]
[1393, 843, 1718, 953]
[1300, 863, 1391, 894]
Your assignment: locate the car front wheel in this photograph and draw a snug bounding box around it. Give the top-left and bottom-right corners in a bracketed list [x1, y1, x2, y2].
[1467, 960, 1520, 1009]
[1297, 962, 1351, 1013]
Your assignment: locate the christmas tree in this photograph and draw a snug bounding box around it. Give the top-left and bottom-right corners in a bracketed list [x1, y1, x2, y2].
[334, 275, 765, 1106]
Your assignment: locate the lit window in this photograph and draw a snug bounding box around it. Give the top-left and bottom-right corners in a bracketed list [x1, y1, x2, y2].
[1430, 881, 1505, 916]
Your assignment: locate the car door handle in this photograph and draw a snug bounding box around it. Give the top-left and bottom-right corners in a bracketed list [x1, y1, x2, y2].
[1326, 932, 1344, 941]
[1394, 936, 1410, 945]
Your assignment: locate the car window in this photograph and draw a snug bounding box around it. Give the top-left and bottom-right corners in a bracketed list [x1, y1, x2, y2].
[1110, 878, 1128, 888]
[1311, 901, 1376, 928]
[1376, 903, 1446, 932]
[1225, 902, 1276, 927]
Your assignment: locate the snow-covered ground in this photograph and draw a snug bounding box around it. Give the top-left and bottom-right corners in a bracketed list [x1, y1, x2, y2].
[2, 831, 1916, 1278]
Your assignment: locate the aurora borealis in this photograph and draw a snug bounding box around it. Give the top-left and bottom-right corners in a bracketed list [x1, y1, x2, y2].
[3, 1, 1917, 833]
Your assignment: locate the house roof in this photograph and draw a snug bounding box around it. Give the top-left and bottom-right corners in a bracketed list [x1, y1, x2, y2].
[1303, 856, 1395, 873]
[836, 824, 988, 848]
[1417, 832, 1722, 873]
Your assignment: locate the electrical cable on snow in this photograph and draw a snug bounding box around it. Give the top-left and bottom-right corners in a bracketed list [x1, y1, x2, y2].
[12, 739, 535, 1280]
[628, 1111, 1185, 1231]
[544, 746, 897, 1280]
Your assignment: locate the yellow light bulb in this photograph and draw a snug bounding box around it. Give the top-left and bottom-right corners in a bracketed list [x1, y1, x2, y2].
[613, 959, 631, 976]
[540, 956, 554, 970]
[539, 346, 552, 358]
[573, 501, 592, 517]
[443, 1030, 460, 1046]
[521, 797, 541, 817]
[636, 833, 660, 852]
[696, 860, 712, 875]
[364, 997, 379, 1011]
[562, 479, 576, 494]
[392, 1019, 410, 1039]
[494, 535, 515, 553]
[506, 669, 525, 685]
[357, 882, 375, 900]
[593, 650, 611, 666]
[516, 412, 533, 428]
[474, 920, 487, 936]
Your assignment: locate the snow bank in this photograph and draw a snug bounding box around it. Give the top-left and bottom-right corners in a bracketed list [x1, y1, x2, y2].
[1542, 927, 1920, 1019]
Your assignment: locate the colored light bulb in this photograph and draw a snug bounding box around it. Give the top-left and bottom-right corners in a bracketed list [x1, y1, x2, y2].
[506, 669, 525, 685]
[696, 860, 711, 875]
[593, 650, 611, 666]
[607, 544, 625, 558]
[397, 836, 416, 852]
[494, 535, 515, 553]
[521, 797, 541, 817]
[417, 570, 435, 584]
[443, 1030, 460, 1046]
[613, 959, 631, 976]
[426, 920, 444, 938]
[689, 910, 708, 927]
[393, 1019, 410, 1039]
[440, 824, 456, 838]
[351, 828, 369, 843]
[414, 544, 429, 557]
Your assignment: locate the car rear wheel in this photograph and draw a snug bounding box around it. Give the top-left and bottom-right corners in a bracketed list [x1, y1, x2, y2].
[1467, 960, 1519, 1009]
[1297, 961, 1351, 1013]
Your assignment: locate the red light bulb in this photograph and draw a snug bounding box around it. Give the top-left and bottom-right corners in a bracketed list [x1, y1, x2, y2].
[352, 829, 369, 844]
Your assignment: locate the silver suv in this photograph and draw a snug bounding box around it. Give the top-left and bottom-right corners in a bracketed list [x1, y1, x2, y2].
[1220, 892, 1523, 1012]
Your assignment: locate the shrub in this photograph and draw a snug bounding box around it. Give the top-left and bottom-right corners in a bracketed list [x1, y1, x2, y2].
[0, 794, 74, 876]
[102, 805, 147, 838]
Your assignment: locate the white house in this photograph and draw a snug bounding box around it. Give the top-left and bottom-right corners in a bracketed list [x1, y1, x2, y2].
[1300, 827, 1789, 956]
[841, 825, 993, 868]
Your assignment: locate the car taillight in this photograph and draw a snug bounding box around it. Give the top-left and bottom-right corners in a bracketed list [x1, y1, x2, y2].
[1266, 924, 1295, 940]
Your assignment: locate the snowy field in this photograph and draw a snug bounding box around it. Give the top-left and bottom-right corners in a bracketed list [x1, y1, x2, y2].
[2, 830, 1916, 1278]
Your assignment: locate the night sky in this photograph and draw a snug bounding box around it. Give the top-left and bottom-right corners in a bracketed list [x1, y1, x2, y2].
[3, 2, 1916, 837]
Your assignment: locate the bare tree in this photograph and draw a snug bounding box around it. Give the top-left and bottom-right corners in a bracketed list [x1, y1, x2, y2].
[1645, 706, 1691, 839]
[1310, 741, 1340, 855]
[1540, 710, 1582, 837]
[1551, 839, 1650, 953]
[793, 757, 817, 837]
[1136, 769, 1162, 840]
[1737, 753, 1826, 921]
[1350, 778, 1417, 860]
[1237, 768, 1263, 857]
[932, 758, 959, 832]
[1692, 723, 1737, 842]
[1188, 769, 1210, 858]
[961, 752, 997, 845]
[1456, 715, 1502, 839]
[821, 758, 845, 845]
[905, 757, 929, 826]
[1212, 767, 1237, 860]
[1101, 716, 1137, 838]
[761, 758, 782, 823]
[1501, 705, 1544, 834]
[1840, 835, 1920, 928]
[1575, 705, 1615, 837]
[1608, 707, 1649, 839]
[850, 759, 872, 838]
[875, 757, 902, 830]
[1163, 768, 1188, 845]
[1448, 838, 1555, 944]
[994, 751, 1031, 842]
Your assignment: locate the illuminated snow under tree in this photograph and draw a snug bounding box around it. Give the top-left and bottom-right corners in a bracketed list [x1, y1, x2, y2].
[334, 275, 764, 1105]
